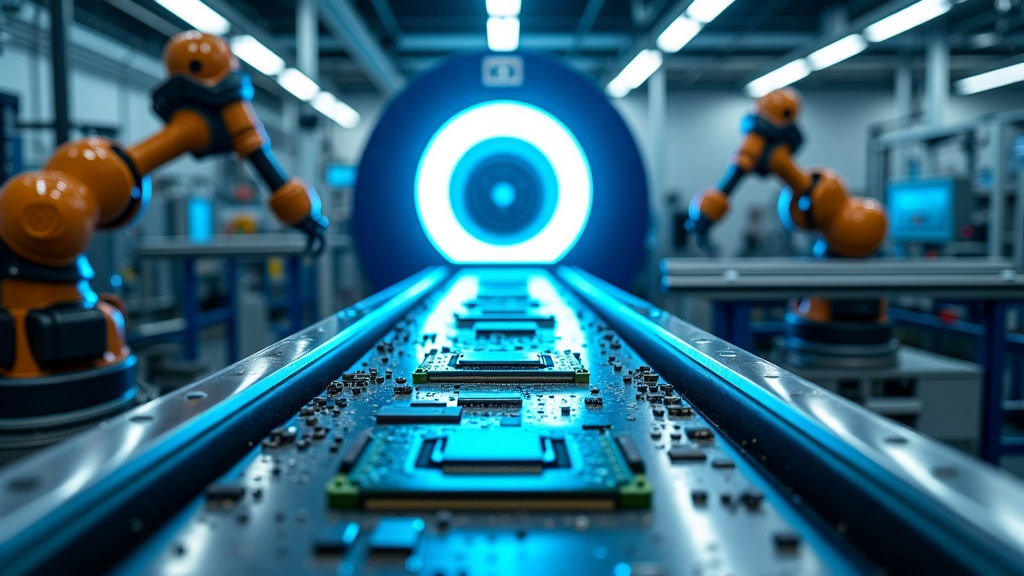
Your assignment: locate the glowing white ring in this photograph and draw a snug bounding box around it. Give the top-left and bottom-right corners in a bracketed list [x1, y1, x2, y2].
[415, 100, 593, 264]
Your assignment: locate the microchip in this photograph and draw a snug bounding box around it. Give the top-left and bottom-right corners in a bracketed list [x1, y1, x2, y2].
[668, 445, 706, 462]
[455, 312, 555, 328]
[457, 351, 547, 367]
[413, 351, 589, 384]
[475, 321, 539, 338]
[205, 484, 245, 504]
[313, 522, 360, 554]
[457, 391, 523, 407]
[614, 433, 645, 472]
[376, 405, 463, 424]
[368, 518, 424, 552]
[327, 426, 649, 511]
[686, 427, 715, 441]
[475, 283, 531, 300]
[434, 428, 549, 474]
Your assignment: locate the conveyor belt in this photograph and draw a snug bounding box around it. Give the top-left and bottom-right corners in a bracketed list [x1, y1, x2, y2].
[0, 267, 1022, 575]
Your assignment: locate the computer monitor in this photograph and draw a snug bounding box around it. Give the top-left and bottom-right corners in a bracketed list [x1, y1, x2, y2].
[886, 178, 970, 244]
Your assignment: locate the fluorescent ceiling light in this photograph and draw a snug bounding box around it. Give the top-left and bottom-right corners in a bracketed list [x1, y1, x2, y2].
[605, 82, 630, 99]
[685, 0, 736, 24]
[276, 68, 320, 101]
[487, 16, 520, 52]
[807, 34, 868, 71]
[486, 0, 521, 17]
[153, 0, 230, 35]
[745, 59, 811, 97]
[863, 0, 951, 43]
[657, 15, 703, 53]
[956, 62, 1024, 95]
[229, 35, 285, 76]
[606, 49, 663, 98]
[312, 92, 361, 128]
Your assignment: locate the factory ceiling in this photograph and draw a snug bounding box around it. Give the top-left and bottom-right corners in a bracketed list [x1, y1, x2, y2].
[20, 0, 1024, 94]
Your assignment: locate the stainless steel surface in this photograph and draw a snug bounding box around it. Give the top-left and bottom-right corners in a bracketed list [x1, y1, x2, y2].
[135, 233, 351, 258]
[659, 257, 1024, 299]
[564, 266, 1024, 568]
[0, 267, 446, 570]
[777, 346, 982, 454]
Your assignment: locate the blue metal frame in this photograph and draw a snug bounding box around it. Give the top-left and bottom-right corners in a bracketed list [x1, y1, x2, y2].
[707, 299, 1024, 463]
[143, 255, 315, 365]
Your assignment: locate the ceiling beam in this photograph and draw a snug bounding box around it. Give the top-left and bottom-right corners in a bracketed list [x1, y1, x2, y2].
[317, 0, 405, 96]
[368, 0, 402, 42]
[571, 0, 607, 57]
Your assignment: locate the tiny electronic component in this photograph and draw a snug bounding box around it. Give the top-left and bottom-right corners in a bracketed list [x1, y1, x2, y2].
[457, 351, 548, 367]
[457, 391, 523, 407]
[455, 312, 555, 328]
[376, 405, 463, 424]
[313, 522, 360, 554]
[474, 321, 539, 338]
[413, 351, 589, 384]
[434, 428, 549, 474]
[668, 445, 706, 462]
[367, 518, 424, 553]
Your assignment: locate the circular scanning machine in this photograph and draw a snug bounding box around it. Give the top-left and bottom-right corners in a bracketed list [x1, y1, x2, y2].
[354, 52, 648, 289]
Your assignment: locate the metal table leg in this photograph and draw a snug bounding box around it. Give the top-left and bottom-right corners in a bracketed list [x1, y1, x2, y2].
[731, 303, 753, 351]
[712, 301, 734, 344]
[182, 257, 199, 361]
[226, 259, 239, 364]
[712, 301, 753, 351]
[288, 256, 304, 335]
[981, 300, 1008, 463]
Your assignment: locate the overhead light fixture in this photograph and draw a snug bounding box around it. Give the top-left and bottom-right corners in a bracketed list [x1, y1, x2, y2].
[745, 59, 811, 97]
[863, 0, 952, 43]
[229, 35, 285, 76]
[312, 92, 361, 128]
[486, 0, 521, 17]
[276, 68, 320, 101]
[685, 0, 736, 24]
[657, 15, 702, 53]
[956, 62, 1024, 95]
[153, 0, 230, 35]
[606, 49, 663, 98]
[487, 16, 520, 52]
[807, 34, 868, 71]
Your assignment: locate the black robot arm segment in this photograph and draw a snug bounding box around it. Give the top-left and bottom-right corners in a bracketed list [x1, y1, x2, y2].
[252, 144, 329, 255]
[248, 146, 289, 192]
[716, 164, 747, 196]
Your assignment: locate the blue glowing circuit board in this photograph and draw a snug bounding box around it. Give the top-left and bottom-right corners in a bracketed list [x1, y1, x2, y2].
[111, 270, 867, 576]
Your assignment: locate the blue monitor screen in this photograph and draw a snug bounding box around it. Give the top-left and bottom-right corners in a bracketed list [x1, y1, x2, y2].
[188, 197, 213, 243]
[326, 164, 358, 188]
[887, 179, 954, 243]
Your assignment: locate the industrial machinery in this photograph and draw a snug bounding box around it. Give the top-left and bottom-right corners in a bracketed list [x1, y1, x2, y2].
[687, 88, 894, 368]
[0, 31, 326, 454]
[1, 267, 1023, 575]
[2, 49, 1024, 576]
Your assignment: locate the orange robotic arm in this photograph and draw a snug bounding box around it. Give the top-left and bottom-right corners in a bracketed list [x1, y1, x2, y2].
[0, 31, 327, 379]
[687, 88, 886, 258]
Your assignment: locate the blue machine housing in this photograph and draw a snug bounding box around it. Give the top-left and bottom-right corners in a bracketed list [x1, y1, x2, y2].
[354, 52, 649, 290]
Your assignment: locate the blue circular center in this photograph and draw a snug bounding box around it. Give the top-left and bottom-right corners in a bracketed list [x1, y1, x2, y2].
[448, 137, 559, 246]
[490, 182, 517, 208]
